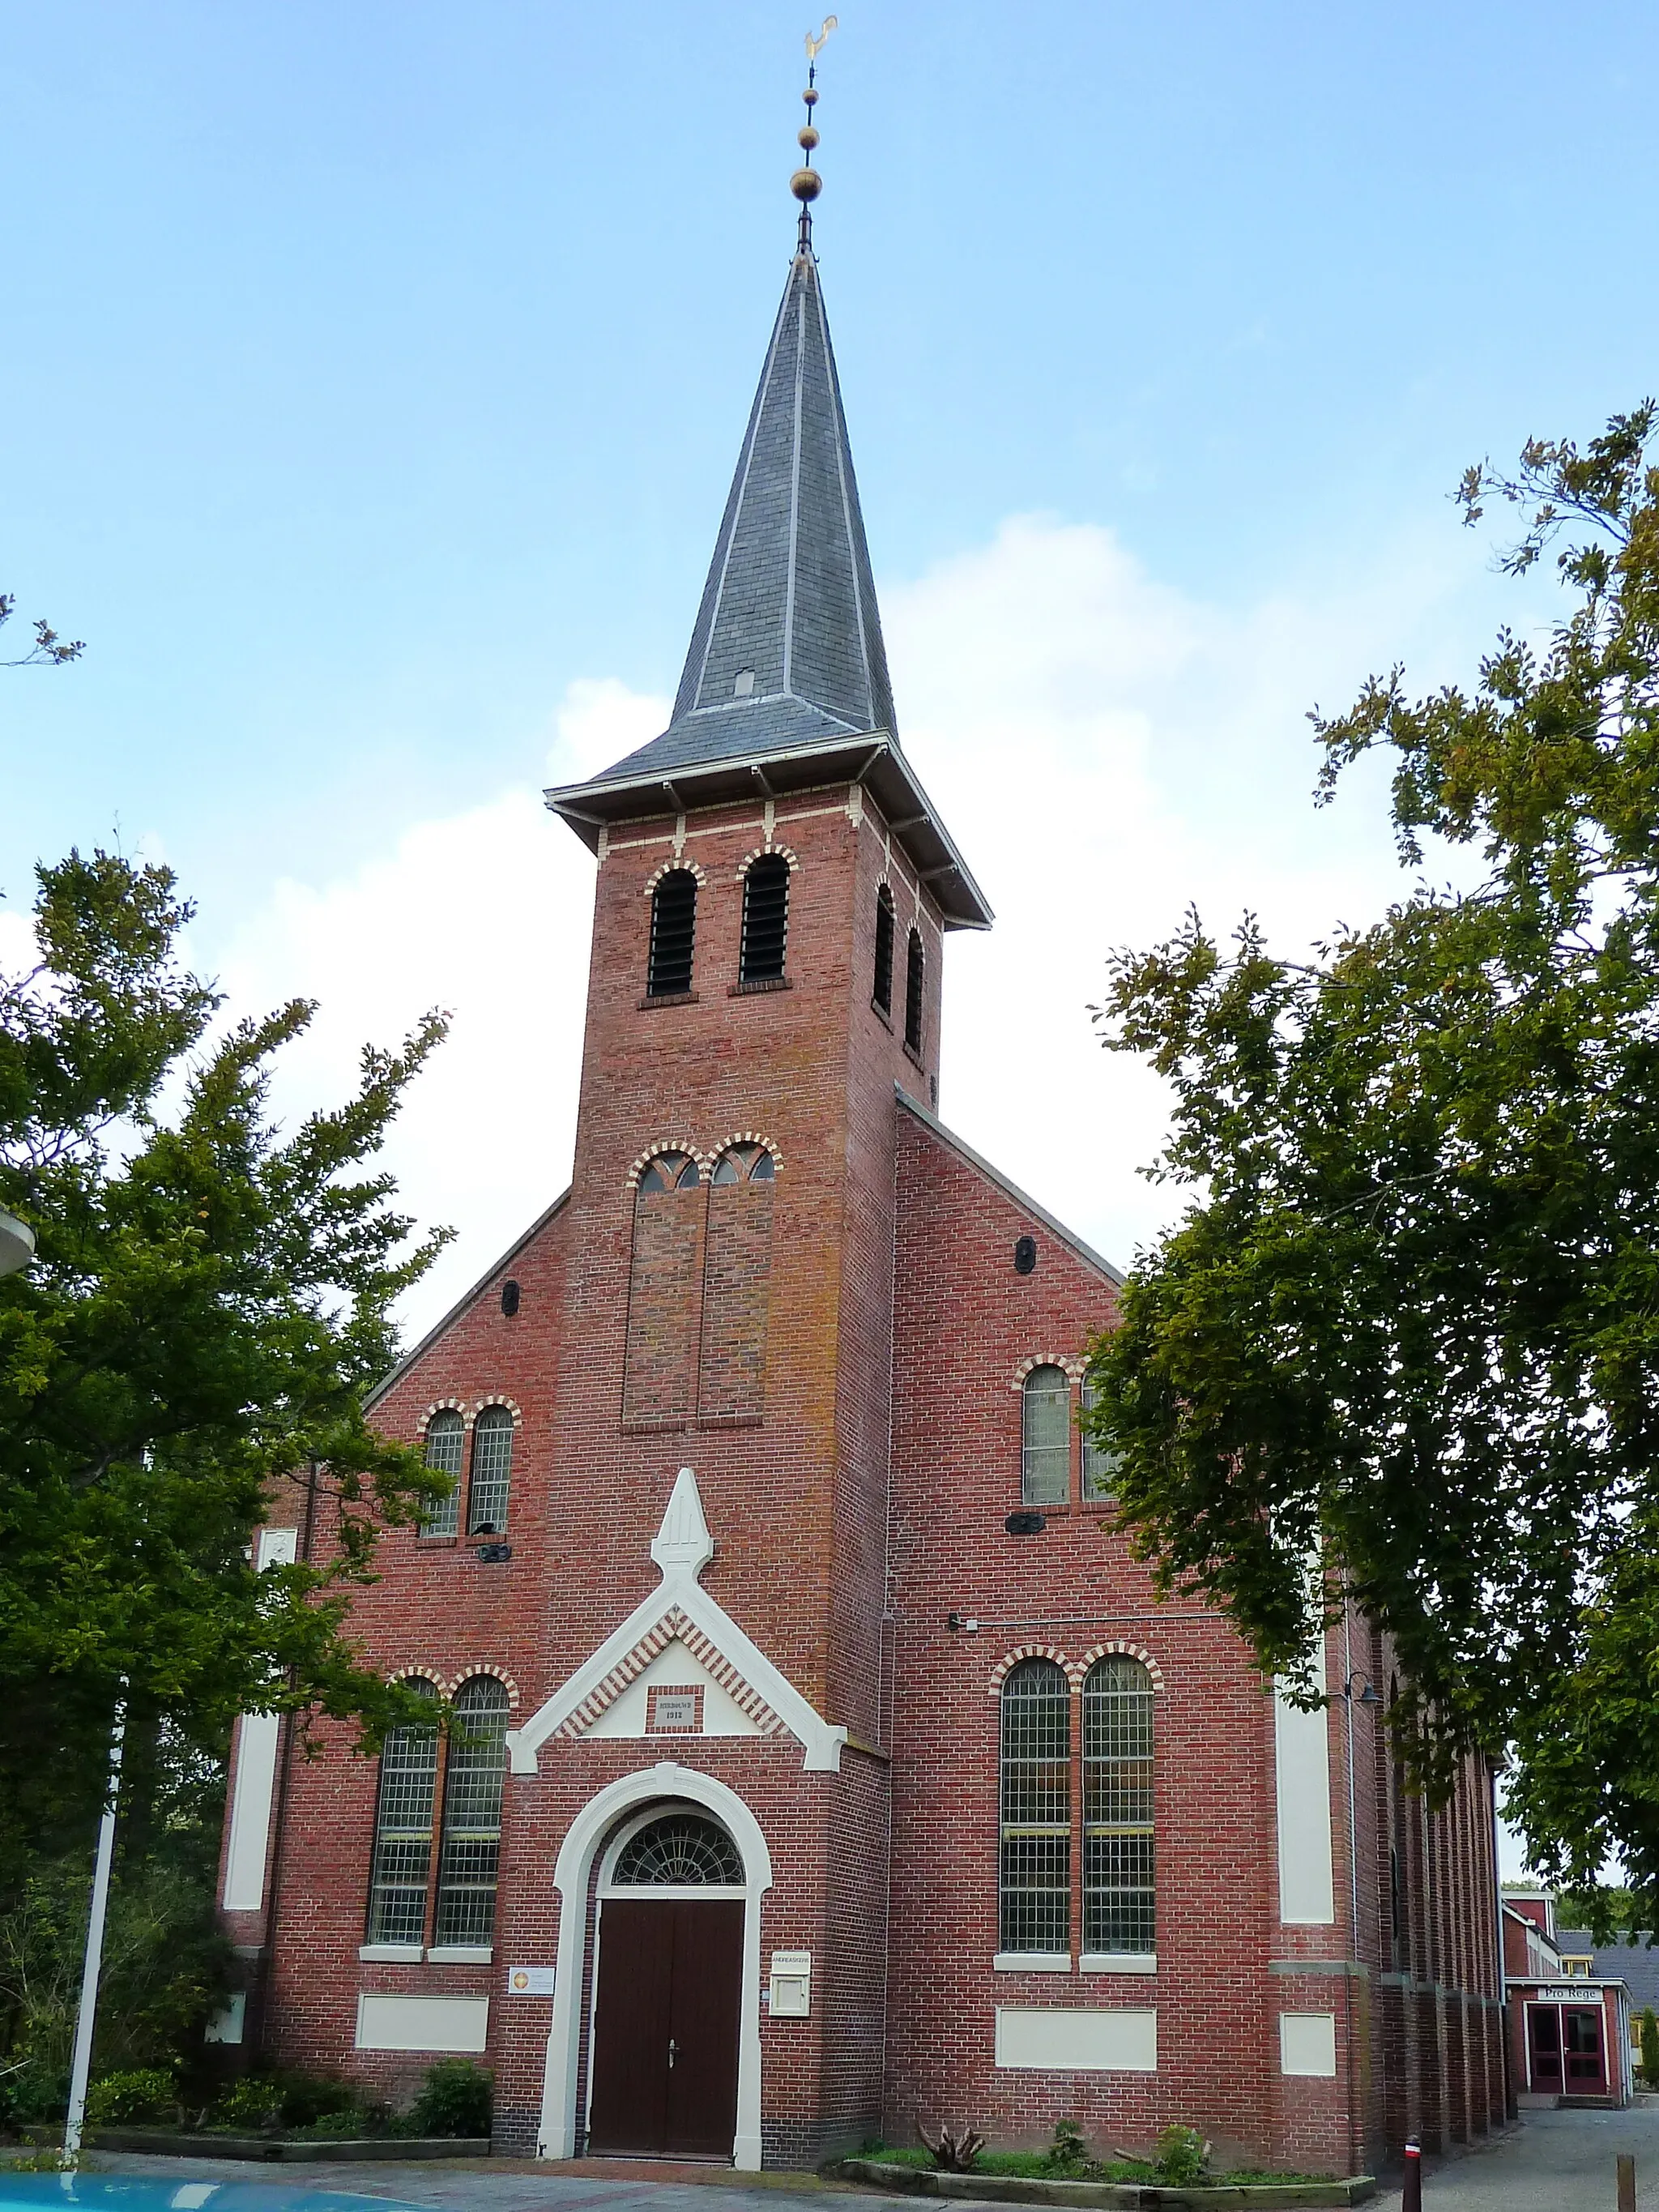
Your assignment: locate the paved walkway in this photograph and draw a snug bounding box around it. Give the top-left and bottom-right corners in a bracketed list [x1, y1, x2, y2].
[1371, 2102, 1659, 2208]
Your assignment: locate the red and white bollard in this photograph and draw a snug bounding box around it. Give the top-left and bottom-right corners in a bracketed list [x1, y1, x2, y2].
[1401, 2137, 1422, 2212]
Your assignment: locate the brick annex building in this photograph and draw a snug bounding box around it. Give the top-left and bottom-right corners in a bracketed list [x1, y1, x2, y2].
[218, 155, 1508, 2181]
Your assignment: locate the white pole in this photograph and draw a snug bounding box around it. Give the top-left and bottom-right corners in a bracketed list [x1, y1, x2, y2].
[62, 1697, 126, 2159]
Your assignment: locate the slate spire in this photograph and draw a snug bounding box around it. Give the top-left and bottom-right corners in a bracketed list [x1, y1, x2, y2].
[591, 65, 898, 788]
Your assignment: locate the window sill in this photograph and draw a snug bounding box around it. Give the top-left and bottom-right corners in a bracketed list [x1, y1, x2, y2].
[1081, 1954, 1157, 1975]
[902, 1040, 928, 1070]
[729, 976, 791, 996]
[416, 1534, 460, 1547]
[697, 1411, 764, 1430]
[621, 1416, 690, 1435]
[994, 1953, 1073, 1973]
[638, 990, 699, 1010]
[428, 1945, 493, 1964]
[359, 1944, 423, 1962]
[870, 998, 893, 1030]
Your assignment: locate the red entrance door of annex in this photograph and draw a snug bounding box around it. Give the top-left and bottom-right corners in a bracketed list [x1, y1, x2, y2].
[586, 1898, 744, 2158]
[1528, 2003, 1608, 2097]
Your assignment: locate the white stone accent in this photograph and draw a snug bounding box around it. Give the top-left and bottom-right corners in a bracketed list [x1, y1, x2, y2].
[1280, 2010, 1338, 2077]
[220, 1528, 296, 1911]
[995, 2007, 1157, 2072]
[993, 1953, 1073, 1972]
[582, 1642, 762, 1738]
[355, 1993, 488, 2053]
[1274, 1667, 1336, 1924]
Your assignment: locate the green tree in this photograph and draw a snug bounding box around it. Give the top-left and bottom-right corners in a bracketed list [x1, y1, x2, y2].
[0, 848, 453, 1885]
[1085, 405, 1659, 1935]
[1, 592, 83, 666]
[1641, 2007, 1658, 2089]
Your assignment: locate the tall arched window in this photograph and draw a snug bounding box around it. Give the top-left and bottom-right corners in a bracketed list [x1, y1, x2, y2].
[1081, 1379, 1120, 1502]
[873, 884, 895, 1014]
[366, 1677, 440, 1944]
[468, 1406, 514, 1535]
[421, 1410, 464, 1538]
[1083, 1656, 1155, 1956]
[623, 1151, 704, 1423]
[433, 1676, 511, 1945]
[1021, 1365, 1072, 1504]
[648, 869, 697, 997]
[740, 854, 791, 984]
[904, 926, 924, 1053]
[700, 1144, 777, 1420]
[1000, 1658, 1071, 1954]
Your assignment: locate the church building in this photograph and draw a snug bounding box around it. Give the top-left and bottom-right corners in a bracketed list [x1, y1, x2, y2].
[218, 86, 1509, 2183]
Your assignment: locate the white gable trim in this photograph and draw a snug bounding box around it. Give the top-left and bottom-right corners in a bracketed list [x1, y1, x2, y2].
[505, 1467, 847, 1775]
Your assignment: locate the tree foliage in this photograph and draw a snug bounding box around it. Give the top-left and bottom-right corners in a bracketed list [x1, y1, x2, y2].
[0, 592, 83, 667]
[0, 848, 453, 1877]
[1084, 405, 1659, 1934]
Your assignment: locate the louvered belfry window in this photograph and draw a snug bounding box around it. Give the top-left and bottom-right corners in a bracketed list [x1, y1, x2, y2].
[366, 1678, 440, 1943]
[1083, 1656, 1155, 1954]
[904, 926, 924, 1053]
[648, 868, 697, 997]
[740, 854, 791, 983]
[433, 1676, 511, 1945]
[467, 1406, 513, 1534]
[1000, 1658, 1071, 1953]
[1021, 1365, 1072, 1504]
[421, 1409, 464, 1537]
[873, 884, 895, 1013]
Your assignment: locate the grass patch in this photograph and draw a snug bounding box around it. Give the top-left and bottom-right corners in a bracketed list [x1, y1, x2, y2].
[852, 2146, 1334, 2188]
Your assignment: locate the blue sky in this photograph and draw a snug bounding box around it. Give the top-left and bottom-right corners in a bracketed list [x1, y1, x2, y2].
[5, 5, 1655, 1873]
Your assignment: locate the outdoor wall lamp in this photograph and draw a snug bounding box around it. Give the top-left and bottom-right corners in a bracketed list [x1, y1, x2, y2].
[1343, 1672, 1384, 1706]
[0, 1207, 35, 1279]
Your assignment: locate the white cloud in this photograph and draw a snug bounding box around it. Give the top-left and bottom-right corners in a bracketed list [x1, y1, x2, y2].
[207, 513, 1496, 1335]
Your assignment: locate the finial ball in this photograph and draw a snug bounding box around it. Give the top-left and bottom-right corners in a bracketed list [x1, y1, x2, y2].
[798, 124, 820, 151]
[790, 167, 823, 203]
[802, 85, 819, 105]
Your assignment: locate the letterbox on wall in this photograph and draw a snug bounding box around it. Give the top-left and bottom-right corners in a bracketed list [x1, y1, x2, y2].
[770, 1950, 812, 2018]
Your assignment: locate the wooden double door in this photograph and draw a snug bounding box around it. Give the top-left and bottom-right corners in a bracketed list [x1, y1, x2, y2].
[1528, 2002, 1607, 2095]
[587, 1898, 744, 2159]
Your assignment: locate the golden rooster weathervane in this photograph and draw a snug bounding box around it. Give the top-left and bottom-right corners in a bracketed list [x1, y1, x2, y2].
[791, 18, 837, 251]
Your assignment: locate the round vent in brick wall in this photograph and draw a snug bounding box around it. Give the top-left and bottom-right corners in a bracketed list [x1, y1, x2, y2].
[1013, 1236, 1037, 1275]
[1005, 1510, 1047, 1536]
[501, 1279, 521, 1316]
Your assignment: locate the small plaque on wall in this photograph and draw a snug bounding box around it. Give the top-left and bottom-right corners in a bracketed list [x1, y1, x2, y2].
[770, 1949, 812, 2018]
[506, 1966, 556, 1995]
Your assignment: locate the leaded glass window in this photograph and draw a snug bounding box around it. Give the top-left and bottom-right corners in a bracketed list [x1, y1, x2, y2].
[648, 868, 697, 997]
[1083, 1655, 1155, 1954]
[638, 1151, 700, 1194]
[711, 1142, 774, 1185]
[421, 1409, 463, 1537]
[740, 855, 790, 983]
[1021, 1366, 1072, 1504]
[366, 1677, 439, 1943]
[1081, 1379, 1120, 1502]
[999, 1658, 1070, 1954]
[433, 1676, 510, 1945]
[613, 1812, 744, 1886]
[467, 1406, 513, 1535]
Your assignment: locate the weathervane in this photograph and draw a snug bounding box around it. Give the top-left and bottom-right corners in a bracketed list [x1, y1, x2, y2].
[791, 16, 837, 254]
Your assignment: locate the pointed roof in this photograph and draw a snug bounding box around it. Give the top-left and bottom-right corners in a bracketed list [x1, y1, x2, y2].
[548, 244, 992, 930]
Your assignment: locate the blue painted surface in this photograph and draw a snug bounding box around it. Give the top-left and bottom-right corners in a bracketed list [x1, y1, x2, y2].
[0, 2182, 420, 2212]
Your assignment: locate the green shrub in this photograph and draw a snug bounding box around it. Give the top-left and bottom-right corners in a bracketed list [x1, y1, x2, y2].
[1642, 2006, 1659, 2088]
[208, 2076, 286, 2130]
[0, 2060, 68, 2128]
[407, 2060, 492, 2139]
[272, 2071, 361, 2127]
[1042, 2120, 1090, 2176]
[84, 2067, 179, 2125]
[1154, 2125, 1210, 2185]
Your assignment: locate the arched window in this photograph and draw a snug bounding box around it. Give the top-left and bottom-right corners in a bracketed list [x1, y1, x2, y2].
[1081, 1379, 1120, 1503]
[366, 1677, 440, 1944]
[433, 1676, 511, 1945]
[1082, 1656, 1154, 1956]
[873, 884, 895, 1014]
[700, 1145, 777, 1420]
[468, 1406, 514, 1535]
[904, 925, 924, 1053]
[614, 1811, 744, 1886]
[1021, 1365, 1072, 1504]
[421, 1410, 464, 1538]
[648, 869, 697, 997]
[1000, 1659, 1071, 1954]
[740, 854, 791, 984]
[623, 1152, 704, 1422]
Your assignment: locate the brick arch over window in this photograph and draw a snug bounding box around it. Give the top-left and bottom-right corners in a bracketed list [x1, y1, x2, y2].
[623, 1151, 706, 1424]
[625, 1141, 706, 1190]
[989, 1643, 1072, 1693]
[445, 1664, 520, 1706]
[699, 1140, 778, 1422]
[733, 844, 800, 879]
[1073, 1642, 1164, 1692]
[642, 857, 710, 893]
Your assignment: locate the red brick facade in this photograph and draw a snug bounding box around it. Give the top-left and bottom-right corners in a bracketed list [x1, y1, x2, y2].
[218, 228, 1506, 2184]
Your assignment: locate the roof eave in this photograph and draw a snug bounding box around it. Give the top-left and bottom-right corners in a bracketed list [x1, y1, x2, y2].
[545, 732, 993, 931]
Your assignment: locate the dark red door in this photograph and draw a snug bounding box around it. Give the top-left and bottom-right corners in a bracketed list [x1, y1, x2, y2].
[587, 1898, 744, 2158]
[1529, 2004, 1562, 2086]
[1564, 2006, 1607, 2093]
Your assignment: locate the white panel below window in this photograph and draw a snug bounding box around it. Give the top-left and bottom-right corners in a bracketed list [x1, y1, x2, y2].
[355, 1993, 489, 2052]
[203, 1992, 246, 2044]
[1080, 1954, 1157, 1975]
[1273, 1681, 1336, 1924]
[995, 2007, 1157, 2072]
[1280, 2010, 1338, 2077]
[220, 1712, 281, 1911]
[993, 1953, 1073, 1973]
